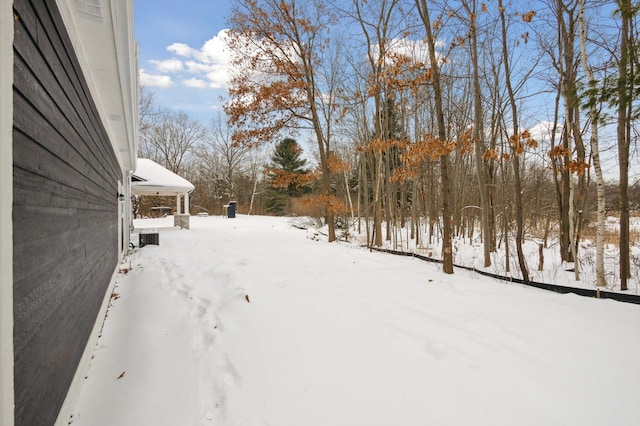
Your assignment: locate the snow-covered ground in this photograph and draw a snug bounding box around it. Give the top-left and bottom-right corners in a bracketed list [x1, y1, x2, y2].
[345, 218, 640, 295]
[70, 215, 640, 426]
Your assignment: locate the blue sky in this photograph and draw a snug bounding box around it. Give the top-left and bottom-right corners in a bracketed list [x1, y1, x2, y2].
[135, 0, 233, 123]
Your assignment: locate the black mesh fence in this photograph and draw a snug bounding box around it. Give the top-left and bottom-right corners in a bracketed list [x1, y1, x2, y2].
[367, 247, 640, 305]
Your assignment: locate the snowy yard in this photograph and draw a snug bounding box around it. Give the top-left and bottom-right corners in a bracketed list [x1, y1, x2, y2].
[70, 215, 640, 426]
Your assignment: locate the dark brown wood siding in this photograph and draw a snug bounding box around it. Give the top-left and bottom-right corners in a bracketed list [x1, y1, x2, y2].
[12, 1, 122, 425]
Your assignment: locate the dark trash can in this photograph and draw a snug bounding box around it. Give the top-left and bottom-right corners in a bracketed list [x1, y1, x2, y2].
[227, 201, 236, 218]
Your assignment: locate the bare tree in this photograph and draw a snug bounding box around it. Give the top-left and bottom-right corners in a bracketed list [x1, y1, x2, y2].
[138, 83, 155, 136]
[499, 0, 529, 282]
[350, 0, 405, 247]
[199, 113, 249, 202]
[460, 0, 493, 267]
[415, 0, 454, 274]
[246, 146, 269, 215]
[615, 0, 636, 290]
[578, 0, 606, 286]
[139, 107, 205, 174]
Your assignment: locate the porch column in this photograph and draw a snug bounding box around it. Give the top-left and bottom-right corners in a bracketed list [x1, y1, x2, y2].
[184, 192, 190, 215]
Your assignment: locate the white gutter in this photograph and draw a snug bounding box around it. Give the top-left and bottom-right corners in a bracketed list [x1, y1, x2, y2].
[110, 0, 139, 172]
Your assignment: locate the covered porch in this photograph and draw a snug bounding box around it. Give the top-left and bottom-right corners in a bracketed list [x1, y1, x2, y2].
[131, 158, 195, 228]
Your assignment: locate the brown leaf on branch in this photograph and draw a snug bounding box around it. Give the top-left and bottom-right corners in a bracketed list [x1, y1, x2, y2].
[264, 168, 318, 189]
[358, 138, 408, 154]
[482, 149, 499, 161]
[565, 159, 589, 176]
[522, 10, 536, 23]
[301, 193, 348, 216]
[548, 145, 571, 160]
[508, 130, 538, 156]
[327, 153, 351, 174]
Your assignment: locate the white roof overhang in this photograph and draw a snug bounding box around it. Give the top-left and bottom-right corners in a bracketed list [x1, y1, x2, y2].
[131, 159, 195, 196]
[56, 0, 138, 173]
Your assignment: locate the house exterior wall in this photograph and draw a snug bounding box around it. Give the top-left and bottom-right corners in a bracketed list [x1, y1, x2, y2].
[12, 1, 124, 424]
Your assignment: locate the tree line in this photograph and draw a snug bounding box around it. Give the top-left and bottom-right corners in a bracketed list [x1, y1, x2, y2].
[139, 0, 638, 289]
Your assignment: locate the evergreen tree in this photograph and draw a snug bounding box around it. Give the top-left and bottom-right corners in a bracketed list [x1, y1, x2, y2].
[265, 138, 311, 215]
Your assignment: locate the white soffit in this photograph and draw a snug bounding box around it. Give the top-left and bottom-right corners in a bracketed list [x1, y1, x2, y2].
[57, 0, 138, 172]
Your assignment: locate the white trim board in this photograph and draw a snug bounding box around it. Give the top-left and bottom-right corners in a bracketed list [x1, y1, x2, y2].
[0, 0, 15, 424]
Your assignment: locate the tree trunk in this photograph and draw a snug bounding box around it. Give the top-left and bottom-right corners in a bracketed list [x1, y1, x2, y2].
[374, 151, 383, 247]
[499, 0, 529, 282]
[512, 155, 529, 282]
[427, 166, 437, 245]
[361, 153, 371, 246]
[568, 175, 580, 280]
[560, 129, 573, 262]
[500, 157, 511, 274]
[467, 0, 491, 267]
[578, 0, 606, 286]
[538, 243, 544, 271]
[548, 81, 571, 263]
[411, 178, 419, 243]
[556, 0, 588, 279]
[344, 169, 354, 223]
[416, 0, 454, 274]
[307, 102, 336, 242]
[248, 173, 258, 216]
[441, 156, 454, 273]
[617, 0, 632, 290]
[385, 150, 393, 242]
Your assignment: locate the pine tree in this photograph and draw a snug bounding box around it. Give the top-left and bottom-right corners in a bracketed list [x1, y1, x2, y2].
[266, 138, 311, 215]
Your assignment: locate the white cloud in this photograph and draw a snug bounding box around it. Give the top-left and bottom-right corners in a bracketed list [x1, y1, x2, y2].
[148, 29, 298, 94]
[388, 38, 430, 62]
[147, 29, 314, 98]
[139, 69, 173, 88]
[182, 78, 208, 89]
[150, 58, 183, 73]
[167, 42, 196, 57]
[528, 120, 562, 143]
[372, 38, 446, 66]
[160, 30, 232, 90]
[206, 69, 228, 89]
[185, 61, 217, 74]
[199, 31, 232, 63]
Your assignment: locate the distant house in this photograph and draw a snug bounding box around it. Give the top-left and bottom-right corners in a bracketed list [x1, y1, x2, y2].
[0, 1, 138, 425]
